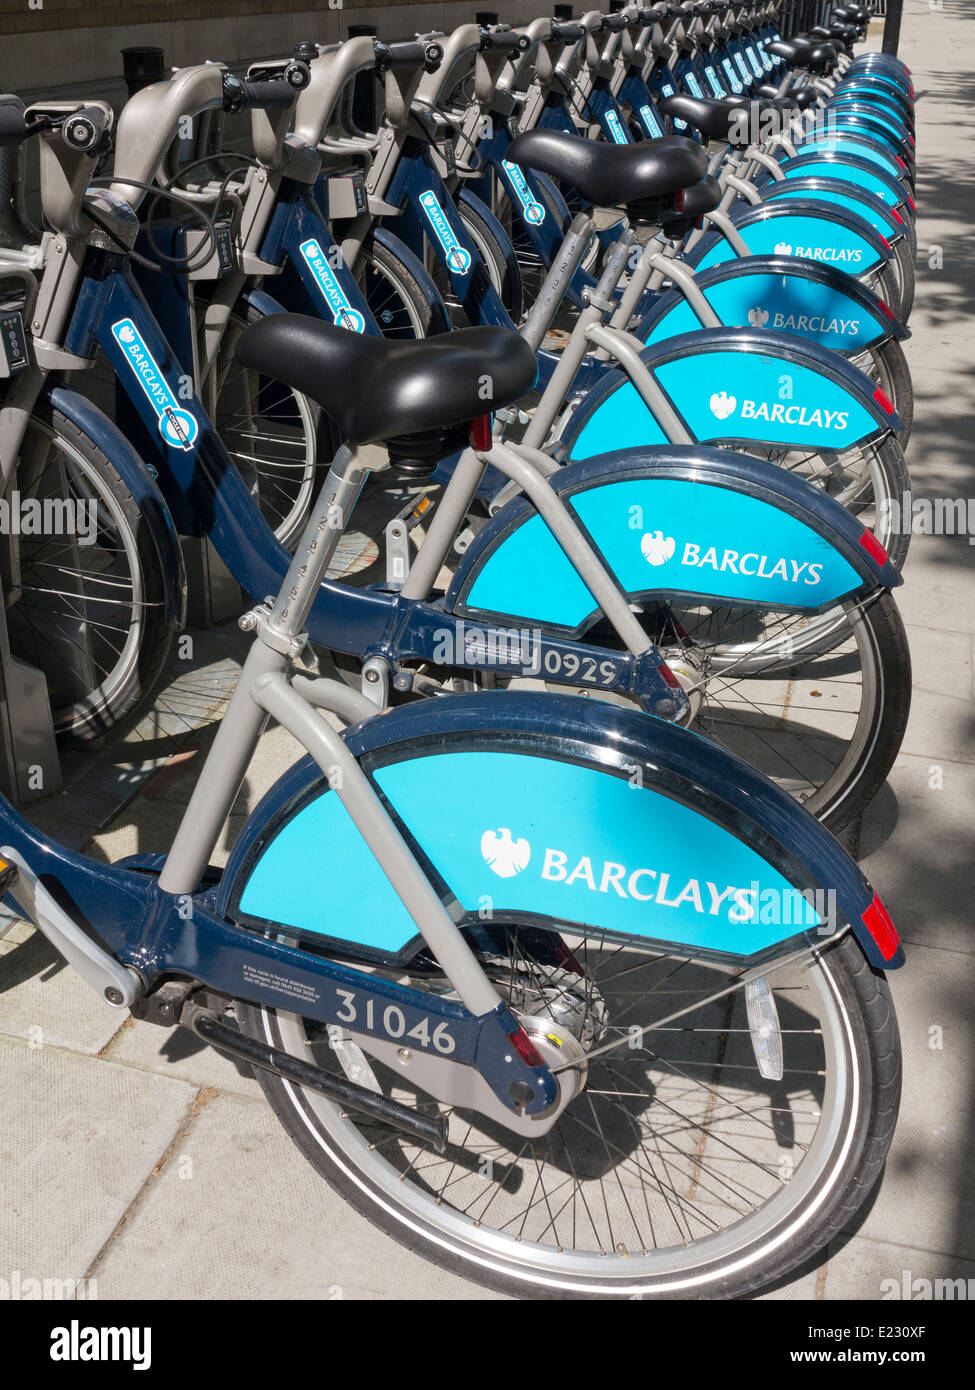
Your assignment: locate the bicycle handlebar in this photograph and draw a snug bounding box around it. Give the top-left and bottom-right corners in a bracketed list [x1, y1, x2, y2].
[550, 20, 587, 41]
[375, 39, 444, 75]
[62, 105, 110, 151]
[479, 28, 532, 53]
[0, 103, 27, 147]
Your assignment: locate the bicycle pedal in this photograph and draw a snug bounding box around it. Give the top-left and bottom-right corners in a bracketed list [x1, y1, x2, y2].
[0, 857, 19, 898]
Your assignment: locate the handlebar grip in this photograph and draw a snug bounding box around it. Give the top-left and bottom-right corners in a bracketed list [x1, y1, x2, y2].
[381, 40, 444, 73]
[240, 78, 297, 111]
[0, 103, 27, 148]
[62, 106, 109, 152]
[551, 20, 587, 41]
[603, 14, 630, 32]
[481, 29, 532, 53]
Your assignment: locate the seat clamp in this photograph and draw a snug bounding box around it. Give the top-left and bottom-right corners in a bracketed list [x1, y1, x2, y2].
[582, 286, 616, 314]
[239, 600, 310, 661]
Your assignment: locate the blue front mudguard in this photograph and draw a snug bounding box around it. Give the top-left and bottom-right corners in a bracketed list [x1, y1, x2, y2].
[446, 445, 900, 636]
[44, 379, 187, 632]
[217, 689, 904, 971]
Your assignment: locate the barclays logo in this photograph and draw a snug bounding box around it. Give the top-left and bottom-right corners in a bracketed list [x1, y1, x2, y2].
[111, 318, 198, 451]
[418, 191, 472, 275]
[501, 160, 546, 225]
[481, 827, 531, 878]
[299, 239, 366, 333]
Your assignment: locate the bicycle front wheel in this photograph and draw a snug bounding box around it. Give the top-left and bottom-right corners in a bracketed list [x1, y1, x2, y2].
[5, 401, 177, 740]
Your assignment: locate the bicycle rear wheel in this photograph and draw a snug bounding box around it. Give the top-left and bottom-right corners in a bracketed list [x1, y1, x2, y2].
[236, 928, 899, 1299]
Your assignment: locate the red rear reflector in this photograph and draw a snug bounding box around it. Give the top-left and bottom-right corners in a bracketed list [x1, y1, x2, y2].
[659, 662, 683, 690]
[861, 893, 899, 961]
[895, 155, 906, 169]
[507, 1027, 544, 1069]
[470, 414, 494, 450]
[890, 207, 904, 224]
[859, 530, 889, 565]
[906, 194, 916, 212]
[876, 299, 895, 321]
[873, 385, 895, 414]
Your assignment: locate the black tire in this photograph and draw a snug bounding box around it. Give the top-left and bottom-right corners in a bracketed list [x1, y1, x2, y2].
[5, 401, 178, 742]
[204, 299, 327, 551]
[443, 197, 524, 327]
[235, 929, 901, 1299]
[862, 335, 914, 444]
[353, 231, 444, 340]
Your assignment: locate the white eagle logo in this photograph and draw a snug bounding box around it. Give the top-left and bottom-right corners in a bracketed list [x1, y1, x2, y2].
[640, 531, 676, 566]
[709, 390, 737, 420]
[480, 828, 531, 878]
[117, 324, 136, 344]
[774, 241, 794, 256]
[748, 306, 770, 327]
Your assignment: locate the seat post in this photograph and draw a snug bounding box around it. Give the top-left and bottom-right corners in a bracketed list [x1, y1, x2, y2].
[266, 443, 371, 638]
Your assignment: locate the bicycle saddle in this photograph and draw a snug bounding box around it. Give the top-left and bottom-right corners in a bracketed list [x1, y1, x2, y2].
[657, 93, 779, 146]
[235, 317, 538, 447]
[756, 84, 819, 110]
[505, 129, 707, 213]
[768, 39, 836, 69]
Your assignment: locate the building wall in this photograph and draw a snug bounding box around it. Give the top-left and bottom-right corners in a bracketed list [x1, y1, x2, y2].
[0, 1, 540, 99]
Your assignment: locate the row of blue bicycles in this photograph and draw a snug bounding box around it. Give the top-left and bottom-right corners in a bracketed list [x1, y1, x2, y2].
[0, 0, 918, 1296]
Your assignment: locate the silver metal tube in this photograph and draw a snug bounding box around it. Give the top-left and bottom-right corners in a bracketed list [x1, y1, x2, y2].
[253, 673, 503, 1018]
[399, 446, 486, 601]
[519, 212, 595, 355]
[483, 441, 652, 655]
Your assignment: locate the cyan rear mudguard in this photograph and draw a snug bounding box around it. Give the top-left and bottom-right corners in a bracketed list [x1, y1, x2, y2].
[447, 446, 900, 634]
[220, 690, 903, 971]
[42, 379, 187, 631]
[561, 327, 902, 460]
[637, 255, 905, 355]
[789, 133, 910, 186]
[758, 177, 912, 251]
[772, 152, 913, 219]
[685, 199, 893, 277]
[819, 114, 913, 161]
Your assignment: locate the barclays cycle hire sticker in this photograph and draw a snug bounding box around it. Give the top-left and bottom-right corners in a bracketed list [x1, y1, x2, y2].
[299, 239, 366, 333]
[639, 104, 664, 137]
[704, 65, 724, 96]
[605, 110, 629, 144]
[722, 58, 744, 93]
[501, 160, 546, 225]
[418, 190, 472, 275]
[684, 72, 705, 100]
[110, 319, 198, 451]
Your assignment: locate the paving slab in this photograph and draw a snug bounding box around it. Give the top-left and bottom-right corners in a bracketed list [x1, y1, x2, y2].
[88, 1090, 507, 1301]
[0, 1036, 196, 1280]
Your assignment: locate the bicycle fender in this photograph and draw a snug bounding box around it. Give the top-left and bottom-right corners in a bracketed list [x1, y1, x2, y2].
[685, 198, 893, 276]
[218, 690, 904, 970]
[562, 326, 903, 459]
[770, 152, 911, 213]
[43, 379, 187, 630]
[638, 255, 906, 354]
[445, 446, 900, 634]
[757, 176, 910, 247]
